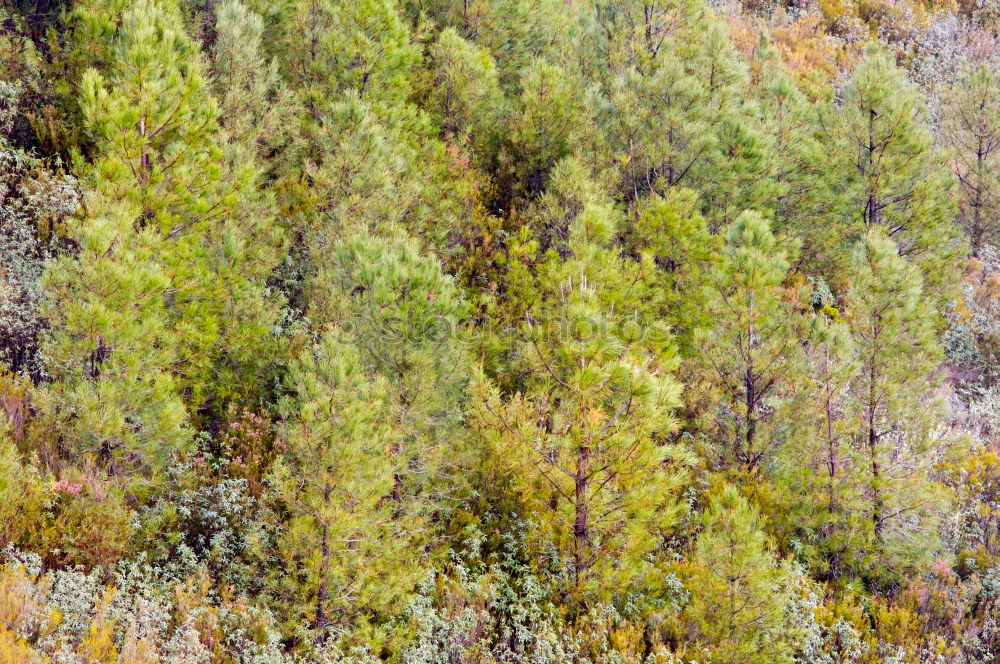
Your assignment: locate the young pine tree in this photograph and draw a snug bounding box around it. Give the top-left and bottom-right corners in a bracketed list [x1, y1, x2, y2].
[81, 0, 281, 410]
[501, 58, 584, 200]
[210, 0, 299, 161]
[277, 0, 420, 114]
[821, 46, 959, 295]
[846, 228, 947, 578]
[276, 228, 468, 633]
[274, 331, 421, 634]
[40, 194, 190, 483]
[473, 159, 690, 597]
[940, 64, 1000, 256]
[41, 0, 281, 482]
[748, 34, 844, 277]
[285, 86, 474, 261]
[587, 0, 774, 228]
[588, 0, 712, 201]
[779, 307, 865, 581]
[696, 212, 805, 470]
[307, 230, 470, 509]
[270, 0, 474, 260]
[625, 189, 719, 353]
[682, 484, 798, 664]
[425, 27, 503, 143]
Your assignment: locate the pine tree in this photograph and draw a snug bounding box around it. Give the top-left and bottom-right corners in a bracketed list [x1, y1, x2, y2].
[748, 34, 844, 278]
[79, 0, 226, 237]
[210, 0, 300, 161]
[274, 331, 421, 632]
[286, 88, 474, 268]
[275, 226, 467, 632]
[41, 0, 281, 481]
[696, 212, 804, 469]
[473, 158, 689, 596]
[403, 0, 576, 90]
[264, 0, 476, 282]
[588, 0, 709, 200]
[300, 95, 430, 235]
[501, 58, 584, 199]
[43, 0, 202, 468]
[779, 304, 864, 581]
[587, 0, 775, 228]
[692, 26, 777, 229]
[821, 46, 959, 295]
[624, 188, 719, 353]
[940, 64, 1000, 256]
[277, 0, 420, 114]
[846, 228, 946, 577]
[425, 27, 503, 142]
[40, 193, 191, 481]
[82, 0, 281, 410]
[308, 230, 470, 507]
[682, 484, 797, 664]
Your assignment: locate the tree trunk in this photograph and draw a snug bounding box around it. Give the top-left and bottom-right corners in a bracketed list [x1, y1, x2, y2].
[574, 445, 590, 585]
[315, 521, 330, 630]
[866, 107, 880, 227]
[744, 363, 756, 468]
[868, 380, 884, 547]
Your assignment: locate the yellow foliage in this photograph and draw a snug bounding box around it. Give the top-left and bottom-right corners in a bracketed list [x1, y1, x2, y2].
[0, 399, 50, 553]
[0, 563, 43, 632]
[0, 628, 44, 664]
[76, 590, 119, 663]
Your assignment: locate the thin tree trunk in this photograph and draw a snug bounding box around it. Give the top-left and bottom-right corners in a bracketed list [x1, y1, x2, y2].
[574, 445, 590, 585]
[868, 370, 884, 547]
[315, 490, 330, 630]
[866, 108, 879, 227]
[745, 368, 756, 468]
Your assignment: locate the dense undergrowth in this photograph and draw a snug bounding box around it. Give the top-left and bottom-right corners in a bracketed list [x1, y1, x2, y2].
[1, 0, 1000, 660]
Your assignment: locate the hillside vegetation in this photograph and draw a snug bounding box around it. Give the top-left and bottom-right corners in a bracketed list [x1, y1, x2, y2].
[0, 0, 999, 661]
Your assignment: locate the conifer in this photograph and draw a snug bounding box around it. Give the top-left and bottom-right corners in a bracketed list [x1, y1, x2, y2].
[274, 331, 420, 632]
[683, 484, 797, 664]
[41, 0, 281, 482]
[474, 159, 689, 595]
[821, 47, 959, 295]
[309, 230, 470, 506]
[696, 212, 804, 469]
[846, 228, 946, 576]
[941, 64, 1000, 256]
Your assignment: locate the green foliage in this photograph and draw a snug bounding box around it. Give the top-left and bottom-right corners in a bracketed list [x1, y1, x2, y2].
[274, 331, 423, 636]
[0, 0, 994, 659]
[941, 64, 1000, 256]
[501, 59, 584, 198]
[845, 228, 948, 582]
[624, 189, 719, 351]
[0, 429, 48, 552]
[777, 309, 866, 582]
[40, 192, 193, 483]
[680, 485, 800, 664]
[309, 231, 471, 505]
[587, 0, 776, 227]
[276, 0, 420, 112]
[41, 0, 283, 487]
[473, 160, 690, 598]
[424, 27, 502, 142]
[210, 0, 300, 160]
[821, 46, 960, 297]
[695, 212, 805, 469]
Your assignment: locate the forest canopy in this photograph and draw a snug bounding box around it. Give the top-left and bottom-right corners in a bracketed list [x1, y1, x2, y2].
[0, 0, 999, 661]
